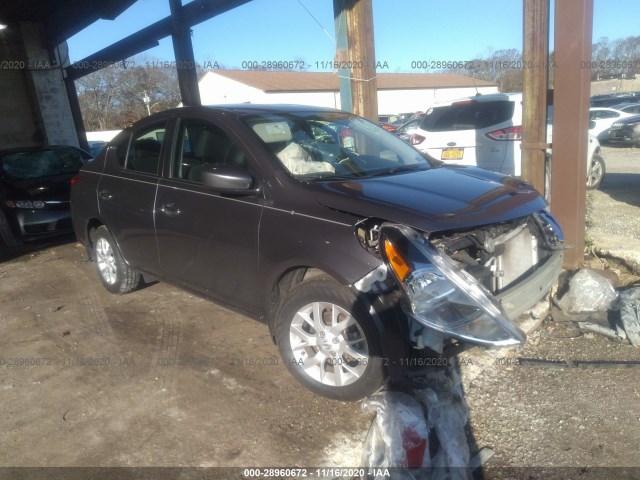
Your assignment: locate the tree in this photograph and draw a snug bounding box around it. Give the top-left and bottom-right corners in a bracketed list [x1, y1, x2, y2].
[75, 55, 182, 131]
[76, 67, 121, 130]
[445, 48, 525, 92]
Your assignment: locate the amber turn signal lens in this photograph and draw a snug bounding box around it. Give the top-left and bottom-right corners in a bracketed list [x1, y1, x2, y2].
[384, 239, 411, 282]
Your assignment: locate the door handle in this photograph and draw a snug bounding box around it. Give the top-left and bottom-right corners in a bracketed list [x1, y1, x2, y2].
[160, 203, 181, 216]
[98, 190, 112, 200]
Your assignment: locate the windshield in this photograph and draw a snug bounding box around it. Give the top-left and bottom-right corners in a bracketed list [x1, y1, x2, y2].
[243, 111, 431, 180]
[0, 148, 84, 179]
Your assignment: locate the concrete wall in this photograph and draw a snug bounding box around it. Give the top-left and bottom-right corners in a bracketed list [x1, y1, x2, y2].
[0, 25, 41, 149]
[0, 22, 78, 150]
[198, 72, 498, 115]
[20, 23, 78, 147]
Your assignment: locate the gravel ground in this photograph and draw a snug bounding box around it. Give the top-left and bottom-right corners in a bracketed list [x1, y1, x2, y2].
[589, 145, 640, 240]
[459, 147, 640, 474]
[1, 147, 639, 477]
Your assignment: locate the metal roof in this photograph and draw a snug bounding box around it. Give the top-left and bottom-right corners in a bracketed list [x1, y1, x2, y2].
[0, 0, 137, 46]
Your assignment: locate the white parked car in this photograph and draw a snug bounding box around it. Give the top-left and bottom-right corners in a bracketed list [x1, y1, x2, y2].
[589, 107, 635, 140]
[411, 92, 605, 190]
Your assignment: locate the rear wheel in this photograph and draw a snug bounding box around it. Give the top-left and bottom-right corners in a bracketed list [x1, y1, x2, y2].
[587, 152, 606, 190]
[92, 226, 140, 294]
[275, 277, 384, 401]
[0, 210, 21, 247]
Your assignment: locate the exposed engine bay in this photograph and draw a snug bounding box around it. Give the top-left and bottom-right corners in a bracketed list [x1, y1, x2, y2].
[356, 212, 563, 296]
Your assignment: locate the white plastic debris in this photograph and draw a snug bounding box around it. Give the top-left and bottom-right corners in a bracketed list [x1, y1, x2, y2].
[361, 391, 430, 472]
[620, 287, 640, 346]
[559, 269, 619, 313]
[361, 360, 476, 480]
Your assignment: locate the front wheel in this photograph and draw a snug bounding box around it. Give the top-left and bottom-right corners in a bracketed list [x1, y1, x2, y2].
[92, 226, 140, 294]
[587, 152, 606, 190]
[275, 277, 385, 401]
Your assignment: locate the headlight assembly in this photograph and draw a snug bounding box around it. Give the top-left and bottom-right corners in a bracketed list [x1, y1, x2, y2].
[380, 223, 526, 347]
[6, 200, 45, 209]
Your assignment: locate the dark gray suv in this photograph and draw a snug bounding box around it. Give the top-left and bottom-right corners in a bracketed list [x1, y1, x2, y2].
[71, 105, 564, 400]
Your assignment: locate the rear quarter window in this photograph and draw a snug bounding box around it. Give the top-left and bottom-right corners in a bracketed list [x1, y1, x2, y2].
[421, 101, 515, 132]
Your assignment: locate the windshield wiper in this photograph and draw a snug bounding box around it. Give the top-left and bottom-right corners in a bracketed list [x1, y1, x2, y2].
[362, 164, 428, 178]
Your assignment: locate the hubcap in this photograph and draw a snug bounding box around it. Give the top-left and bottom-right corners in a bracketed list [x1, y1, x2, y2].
[588, 159, 603, 187]
[95, 237, 117, 285]
[289, 302, 369, 387]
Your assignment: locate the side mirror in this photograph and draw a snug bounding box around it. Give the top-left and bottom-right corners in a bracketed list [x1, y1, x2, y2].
[589, 120, 596, 130]
[201, 165, 256, 193]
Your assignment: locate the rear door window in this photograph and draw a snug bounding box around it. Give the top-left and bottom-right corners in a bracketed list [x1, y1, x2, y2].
[118, 123, 167, 175]
[421, 101, 515, 132]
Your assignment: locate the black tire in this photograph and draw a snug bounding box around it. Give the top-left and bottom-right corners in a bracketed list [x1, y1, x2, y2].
[587, 152, 606, 190]
[0, 210, 22, 247]
[275, 277, 385, 401]
[92, 225, 140, 294]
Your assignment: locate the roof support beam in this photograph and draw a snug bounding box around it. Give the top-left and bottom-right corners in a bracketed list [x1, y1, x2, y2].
[66, 0, 251, 81]
[551, 0, 594, 268]
[521, 0, 549, 194]
[333, 0, 378, 121]
[169, 0, 201, 107]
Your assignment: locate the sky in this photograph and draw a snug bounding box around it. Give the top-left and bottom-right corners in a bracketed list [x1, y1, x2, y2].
[66, 0, 640, 71]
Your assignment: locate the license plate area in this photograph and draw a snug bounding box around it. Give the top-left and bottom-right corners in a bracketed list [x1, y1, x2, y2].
[441, 148, 464, 160]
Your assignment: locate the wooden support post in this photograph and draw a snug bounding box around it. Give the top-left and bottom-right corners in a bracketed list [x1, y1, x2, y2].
[551, 0, 593, 268]
[333, 0, 377, 121]
[521, 0, 549, 194]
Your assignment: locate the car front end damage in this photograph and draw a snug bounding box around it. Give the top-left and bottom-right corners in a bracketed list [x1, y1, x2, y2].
[352, 210, 564, 355]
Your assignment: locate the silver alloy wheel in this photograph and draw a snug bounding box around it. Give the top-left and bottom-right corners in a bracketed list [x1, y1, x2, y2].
[95, 237, 117, 285]
[587, 158, 604, 188]
[289, 301, 369, 387]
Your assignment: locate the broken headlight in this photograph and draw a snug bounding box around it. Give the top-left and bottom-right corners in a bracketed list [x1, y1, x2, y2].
[380, 223, 525, 347]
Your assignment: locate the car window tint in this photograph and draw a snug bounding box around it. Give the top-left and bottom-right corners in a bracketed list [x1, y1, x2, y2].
[124, 123, 166, 175]
[421, 101, 515, 131]
[173, 120, 248, 183]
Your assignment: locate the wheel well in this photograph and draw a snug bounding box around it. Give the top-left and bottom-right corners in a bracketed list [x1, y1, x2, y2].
[85, 219, 105, 259]
[267, 267, 334, 338]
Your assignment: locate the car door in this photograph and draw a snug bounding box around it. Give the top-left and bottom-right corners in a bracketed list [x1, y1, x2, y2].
[97, 120, 170, 273]
[154, 115, 264, 312]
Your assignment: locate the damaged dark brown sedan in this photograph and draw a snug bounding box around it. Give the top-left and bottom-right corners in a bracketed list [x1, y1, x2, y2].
[71, 105, 563, 401]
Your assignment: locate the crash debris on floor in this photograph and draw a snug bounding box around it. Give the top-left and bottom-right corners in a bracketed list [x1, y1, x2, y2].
[555, 268, 640, 346]
[361, 359, 492, 480]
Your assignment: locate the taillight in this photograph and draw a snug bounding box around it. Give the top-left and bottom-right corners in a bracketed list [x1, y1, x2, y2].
[411, 134, 425, 145]
[486, 125, 522, 141]
[70, 173, 81, 186]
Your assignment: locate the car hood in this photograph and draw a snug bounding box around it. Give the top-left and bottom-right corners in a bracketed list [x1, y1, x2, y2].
[312, 166, 547, 232]
[1, 174, 74, 200]
[613, 114, 640, 126]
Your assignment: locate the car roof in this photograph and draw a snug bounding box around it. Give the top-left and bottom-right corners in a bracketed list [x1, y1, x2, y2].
[615, 114, 640, 123]
[429, 92, 522, 108]
[0, 145, 85, 157]
[611, 102, 640, 109]
[206, 104, 344, 115]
